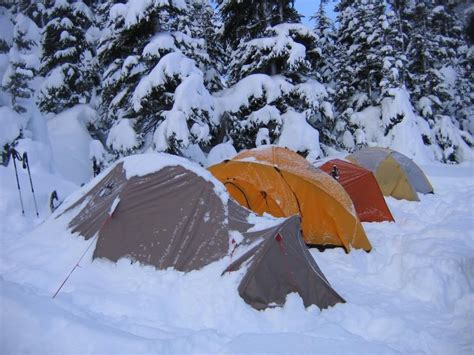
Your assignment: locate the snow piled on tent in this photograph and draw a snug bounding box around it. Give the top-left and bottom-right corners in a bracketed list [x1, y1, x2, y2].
[1, 147, 472, 354]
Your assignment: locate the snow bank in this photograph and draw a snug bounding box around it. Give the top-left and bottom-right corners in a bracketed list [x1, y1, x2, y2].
[278, 110, 321, 162]
[206, 142, 237, 167]
[47, 105, 98, 185]
[0, 106, 27, 149]
[0, 139, 77, 230]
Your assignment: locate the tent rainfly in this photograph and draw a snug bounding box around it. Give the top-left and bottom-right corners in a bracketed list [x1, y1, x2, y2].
[56, 153, 344, 310]
[320, 159, 394, 222]
[209, 146, 372, 252]
[347, 147, 434, 201]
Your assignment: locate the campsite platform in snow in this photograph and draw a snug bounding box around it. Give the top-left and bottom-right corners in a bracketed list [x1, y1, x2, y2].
[0, 160, 473, 354]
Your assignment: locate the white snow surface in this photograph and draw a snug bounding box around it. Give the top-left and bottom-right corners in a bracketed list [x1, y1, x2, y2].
[0, 106, 27, 148]
[278, 110, 321, 162]
[47, 105, 98, 185]
[1, 151, 473, 354]
[106, 118, 140, 154]
[206, 142, 237, 167]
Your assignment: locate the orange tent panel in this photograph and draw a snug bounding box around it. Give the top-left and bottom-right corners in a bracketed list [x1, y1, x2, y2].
[209, 157, 371, 252]
[235, 147, 356, 215]
[320, 159, 394, 222]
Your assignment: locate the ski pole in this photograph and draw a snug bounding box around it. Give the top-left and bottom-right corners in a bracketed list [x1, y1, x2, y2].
[10, 149, 25, 216]
[22, 152, 39, 217]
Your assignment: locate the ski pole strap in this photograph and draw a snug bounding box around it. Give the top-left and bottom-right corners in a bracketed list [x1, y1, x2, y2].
[10, 148, 22, 161]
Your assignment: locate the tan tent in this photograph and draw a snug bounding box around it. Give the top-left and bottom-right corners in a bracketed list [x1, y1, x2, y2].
[347, 147, 434, 201]
[59, 154, 344, 310]
[209, 147, 371, 252]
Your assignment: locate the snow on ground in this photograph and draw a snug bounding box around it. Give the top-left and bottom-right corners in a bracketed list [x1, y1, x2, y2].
[0, 155, 473, 354]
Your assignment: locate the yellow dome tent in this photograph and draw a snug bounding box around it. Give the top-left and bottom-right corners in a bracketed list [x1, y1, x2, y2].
[209, 147, 371, 252]
[347, 147, 434, 202]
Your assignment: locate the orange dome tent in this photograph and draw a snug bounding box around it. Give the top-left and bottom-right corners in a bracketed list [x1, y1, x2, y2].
[320, 159, 394, 222]
[209, 147, 371, 252]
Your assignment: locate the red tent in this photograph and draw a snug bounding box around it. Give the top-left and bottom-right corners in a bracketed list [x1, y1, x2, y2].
[320, 159, 394, 223]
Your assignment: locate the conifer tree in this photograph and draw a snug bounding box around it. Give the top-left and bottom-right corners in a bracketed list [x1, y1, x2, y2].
[2, 14, 39, 113]
[333, 0, 428, 155]
[186, 0, 224, 92]
[311, 0, 336, 84]
[404, 0, 473, 161]
[37, 0, 95, 114]
[217, 0, 330, 157]
[98, 0, 217, 157]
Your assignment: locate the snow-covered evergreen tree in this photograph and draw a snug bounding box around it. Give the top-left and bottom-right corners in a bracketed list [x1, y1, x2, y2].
[98, 0, 218, 157]
[186, 0, 224, 92]
[12, 0, 44, 27]
[2, 13, 40, 113]
[37, 0, 95, 114]
[311, 0, 337, 84]
[404, 0, 473, 162]
[218, 0, 300, 50]
[333, 0, 430, 160]
[216, 0, 330, 158]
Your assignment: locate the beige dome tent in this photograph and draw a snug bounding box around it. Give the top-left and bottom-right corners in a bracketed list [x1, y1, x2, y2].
[347, 147, 433, 201]
[58, 153, 344, 310]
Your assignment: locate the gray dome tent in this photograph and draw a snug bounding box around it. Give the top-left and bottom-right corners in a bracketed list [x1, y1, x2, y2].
[58, 153, 344, 310]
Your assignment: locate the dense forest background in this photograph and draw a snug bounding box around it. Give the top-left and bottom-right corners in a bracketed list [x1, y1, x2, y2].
[1, 0, 473, 170]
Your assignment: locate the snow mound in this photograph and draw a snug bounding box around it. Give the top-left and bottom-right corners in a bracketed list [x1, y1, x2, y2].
[206, 142, 237, 167]
[0, 106, 27, 149]
[278, 110, 321, 162]
[106, 118, 139, 154]
[47, 105, 98, 185]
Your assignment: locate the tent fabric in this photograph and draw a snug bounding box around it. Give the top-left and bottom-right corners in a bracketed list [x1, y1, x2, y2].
[347, 147, 433, 201]
[64, 163, 230, 271]
[320, 159, 394, 222]
[224, 215, 345, 310]
[209, 158, 371, 252]
[59, 154, 344, 310]
[234, 147, 355, 212]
